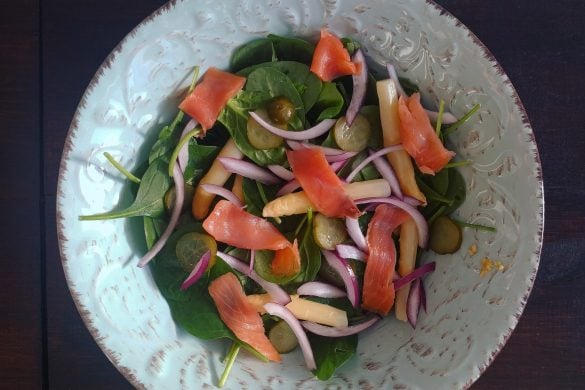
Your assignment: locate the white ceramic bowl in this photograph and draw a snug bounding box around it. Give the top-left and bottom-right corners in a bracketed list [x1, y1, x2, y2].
[57, 0, 544, 388]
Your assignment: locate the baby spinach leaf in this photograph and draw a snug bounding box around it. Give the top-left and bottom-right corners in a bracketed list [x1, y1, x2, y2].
[231, 90, 272, 110]
[310, 82, 345, 122]
[364, 74, 380, 106]
[360, 105, 383, 149]
[143, 216, 165, 250]
[79, 158, 171, 220]
[230, 38, 276, 72]
[149, 111, 185, 164]
[310, 333, 358, 380]
[423, 168, 450, 196]
[246, 67, 306, 120]
[267, 34, 314, 65]
[238, 61, 322, 112]
[242, 177, 270, 217]
[219, 99, 286, 166]
[183, 142, 220, 185]
[292, 216, 322, 283]
[416, 176, 453, 205]
[444, 168, 466, 215]
[399, 77, 420, 96]
[149, 223, 234, 340]
[337, 151, 381, 182]
[219, 67, 308, 166]
[341, 37, 360, 55]
[274, 62, 322, 113]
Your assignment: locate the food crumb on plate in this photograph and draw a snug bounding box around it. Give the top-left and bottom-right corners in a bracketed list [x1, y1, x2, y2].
[480, 257, 505, 277]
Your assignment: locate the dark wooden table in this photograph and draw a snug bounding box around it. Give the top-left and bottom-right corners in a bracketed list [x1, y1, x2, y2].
[1, 0, 584, 388]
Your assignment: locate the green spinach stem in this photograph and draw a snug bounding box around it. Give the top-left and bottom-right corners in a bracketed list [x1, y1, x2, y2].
[444, 103, 480, 135]
[256, 181, 282, 224]
[168, 128, 201, 177]
[188, 66, 200, 94]
[103, 152, 141, 184]
[453, 220, 497, 232]
[218, 342, 240, 388]
[444, 159, 473, 169]
[435, 99, 445, 136]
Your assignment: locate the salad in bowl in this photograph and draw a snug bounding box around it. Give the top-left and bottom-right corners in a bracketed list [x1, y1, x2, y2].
[80, 29, 494, 385]
[58, 0, 543, 388]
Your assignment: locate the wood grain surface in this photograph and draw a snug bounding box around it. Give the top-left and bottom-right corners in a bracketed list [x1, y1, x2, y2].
[1, 0, 583, 388]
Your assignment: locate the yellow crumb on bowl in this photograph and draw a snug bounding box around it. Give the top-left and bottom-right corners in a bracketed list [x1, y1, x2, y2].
[480, 257, 505, 277]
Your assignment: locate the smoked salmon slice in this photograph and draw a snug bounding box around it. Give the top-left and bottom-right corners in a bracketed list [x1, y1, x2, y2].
[203, 200, 291, 250]
[398, 93, 455, 174]
[208, 273, 281, 362]
[179, 67, 246, 132]
[362, 204, 410, 316]
[287, 148, 360, 219]
[310, 29, 358, 82]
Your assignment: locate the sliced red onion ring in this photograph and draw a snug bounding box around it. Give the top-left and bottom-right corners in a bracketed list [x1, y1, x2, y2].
[250, 111, 335, 141]
[200, 184, 243, 207]
[180, 250, 210, 290]
[249, 249, 255, 274]
[216, 251, 291, 305]
[386, 63, 457, 124]
[386, 63, 407, 98]
[287, 141, 357, 162]
[336, 244, 367, 261]
[345, 145, 404, 183]
[138, 164, 184, 267]
[263, 303, 316, 370]
[426, 109, 458, 125]
[276, 179, 300, 196]
[267, 165, 295, 181]
[346, 49, 367, 126]
[394, 261, 436, 291]
[321, 250, 360, 308]
[297, 281, 346, 298]
[371, 154, 403, 200]
[218, 157, 280, 185]
[178, 119, 197, 173]
[302, 315, 380, 337]
[403, 196, 423, 207]
[355, 197, 428, 248]
[287, 140, 345, 156]
[330, 160, 347, 173]
[345, 217, 367, 253]
[407, 278, 422, 328]
[325, 151, 357, 163]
